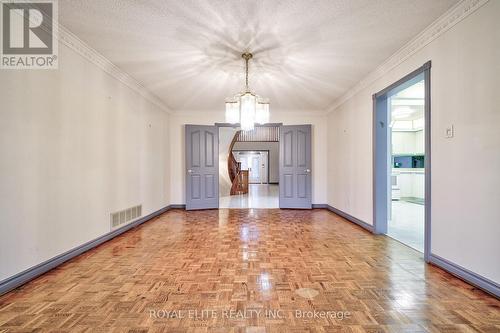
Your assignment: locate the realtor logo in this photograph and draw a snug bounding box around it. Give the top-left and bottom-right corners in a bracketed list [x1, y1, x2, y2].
[1, 0, 58, 69]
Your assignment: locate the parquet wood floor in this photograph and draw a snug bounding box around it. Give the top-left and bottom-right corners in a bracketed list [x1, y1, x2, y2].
[0, 209, 499, 332]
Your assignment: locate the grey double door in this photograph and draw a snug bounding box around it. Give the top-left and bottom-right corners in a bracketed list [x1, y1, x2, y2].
[185, 125, 219, 210]
[185, 124, 312, 210]
[279, 125, 312, 209]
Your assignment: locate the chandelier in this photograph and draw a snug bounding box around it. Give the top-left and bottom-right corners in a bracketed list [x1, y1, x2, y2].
[225, 52, 270, 131]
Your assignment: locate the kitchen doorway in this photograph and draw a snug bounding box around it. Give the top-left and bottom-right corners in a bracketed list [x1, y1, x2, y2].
[389, 77, 425, 252]
[373, 62, 431, 260]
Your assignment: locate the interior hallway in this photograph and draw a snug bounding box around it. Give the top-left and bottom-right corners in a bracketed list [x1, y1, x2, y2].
[219, 184, 279, 209]
[0, 209, 498, 332]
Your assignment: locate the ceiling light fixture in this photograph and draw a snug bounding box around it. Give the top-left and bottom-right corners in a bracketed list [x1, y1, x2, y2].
[225, 52, 269, 131]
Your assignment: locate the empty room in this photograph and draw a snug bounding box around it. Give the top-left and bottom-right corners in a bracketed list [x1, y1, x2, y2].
[0, 0, 499, 332]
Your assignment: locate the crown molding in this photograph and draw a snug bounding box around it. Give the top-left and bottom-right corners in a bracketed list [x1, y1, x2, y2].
[57, 24, 171, 114]
[327, 0, 489, 113]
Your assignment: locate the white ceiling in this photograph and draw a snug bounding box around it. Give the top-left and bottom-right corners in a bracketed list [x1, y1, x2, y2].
[59, 0, 458, 112]
[391, 80, 424, 121]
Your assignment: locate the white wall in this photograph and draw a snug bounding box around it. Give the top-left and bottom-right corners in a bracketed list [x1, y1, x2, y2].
[327, 1, 500, 283]
[0, 40, 171, 281]
[170, 111, 328, 205]
[233, 141, 279, 183]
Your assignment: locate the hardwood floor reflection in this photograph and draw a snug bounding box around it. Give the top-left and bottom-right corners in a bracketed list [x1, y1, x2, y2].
[0, 209, 499, 332]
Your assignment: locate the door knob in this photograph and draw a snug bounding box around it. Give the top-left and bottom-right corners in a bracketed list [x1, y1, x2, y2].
[305, 169, 311, 173]
[187, 169, 193, 173]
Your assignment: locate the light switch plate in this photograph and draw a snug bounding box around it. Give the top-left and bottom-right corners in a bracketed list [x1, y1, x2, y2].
[445, 125, 454, 138]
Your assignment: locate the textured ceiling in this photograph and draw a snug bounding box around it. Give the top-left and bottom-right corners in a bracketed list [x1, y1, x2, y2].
[59, 0, 458, 112]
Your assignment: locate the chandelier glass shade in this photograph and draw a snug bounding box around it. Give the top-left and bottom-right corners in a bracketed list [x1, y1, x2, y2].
[225, 53, 269, 131]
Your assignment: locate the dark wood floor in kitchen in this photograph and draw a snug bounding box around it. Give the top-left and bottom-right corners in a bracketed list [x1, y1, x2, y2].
[0, 209, 499, 332]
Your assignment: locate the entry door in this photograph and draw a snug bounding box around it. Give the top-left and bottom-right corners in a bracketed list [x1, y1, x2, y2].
[279, 125, 312, 209]
[249, 155, 261, 183]
[185, 125, 218, 210]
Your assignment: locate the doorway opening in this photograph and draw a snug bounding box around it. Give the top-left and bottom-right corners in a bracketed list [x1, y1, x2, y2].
[373, 62, 431, 260]
[185, 123, 312, 210]
[219, 126, 280, 208]
[389, 77, 425, 252]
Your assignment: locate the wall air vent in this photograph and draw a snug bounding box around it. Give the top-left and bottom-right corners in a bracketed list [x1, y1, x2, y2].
[110, 204, 142, 230]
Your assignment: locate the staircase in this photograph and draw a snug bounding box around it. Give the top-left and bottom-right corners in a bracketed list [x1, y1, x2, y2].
[228, 131, 249, 195]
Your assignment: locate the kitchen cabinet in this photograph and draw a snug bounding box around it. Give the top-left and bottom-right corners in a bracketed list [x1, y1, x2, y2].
[392, 130, 425, 155]
[393, 169, 424, 199]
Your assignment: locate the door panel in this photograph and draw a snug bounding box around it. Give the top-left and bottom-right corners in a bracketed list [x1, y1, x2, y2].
[205, 174, 215, 198]
[205, 131, 215, 167]
[297, 130, 307, 167]
[191, 131, 201, 167]
[185, 125, 219, 210]
[297, 174, 307, 198]
[191, 175, 201, 199]
[283, 130, 293, 167]
[284, 174, 293, 198]
[279, 125, 312, 209]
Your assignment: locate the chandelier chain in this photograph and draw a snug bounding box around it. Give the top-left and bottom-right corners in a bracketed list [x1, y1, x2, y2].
[245, 57, 249, 91]
[242, 52, 252, 92]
